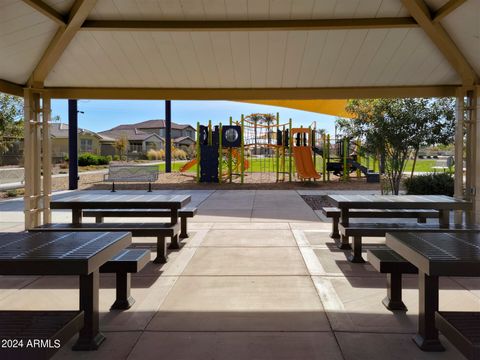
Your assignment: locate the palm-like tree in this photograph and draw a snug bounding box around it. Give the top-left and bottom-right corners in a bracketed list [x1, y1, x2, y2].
[261, 113, 276, 146]
[247, 113, 263, 155]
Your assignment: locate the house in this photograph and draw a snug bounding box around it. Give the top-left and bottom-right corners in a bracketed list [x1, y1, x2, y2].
[106, 120, 196, 150]
[97, 128, 164, 157]
[50, 123, 104, 161]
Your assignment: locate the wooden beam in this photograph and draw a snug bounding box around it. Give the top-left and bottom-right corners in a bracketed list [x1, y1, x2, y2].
[402, 0, 478, 85]
[29, 0, 97, 87]
[45, 85, 457, 100]
[432, 0, 466, 22]
[0, 79, 24, 97]
[21, 0, 66, 26]
[81, 17, 418, 32]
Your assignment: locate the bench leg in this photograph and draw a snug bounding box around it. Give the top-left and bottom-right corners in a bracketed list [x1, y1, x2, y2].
[153, 236, 167, 264]
[338, 235, 352, 250]
[382, 273, 408, 311]
[330, 216, 340, 240]
[95, 217, 103, 224]
[180, 217, 188, 239]
[110, 272, 135, 310]
[73, 271, 105, 351]
[168, 234, 180, 250]
[348, 236, 365, 263]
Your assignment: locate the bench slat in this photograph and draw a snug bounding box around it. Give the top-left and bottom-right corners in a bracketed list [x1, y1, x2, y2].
[321, 207, 438, 218]
[32, 223, 179, 237]
[436, 311, 480, 360]
[339, 223, 478, 237]
[83, 207, 197, 218]
[367, 247, 418, 274]
[100, 249, 150, 273]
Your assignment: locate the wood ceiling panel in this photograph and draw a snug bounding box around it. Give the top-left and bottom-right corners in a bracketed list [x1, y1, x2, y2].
[266, 31, 288, 87]
[230, 32, 251, 87]
[249, 31, 268, 87]
[312, 30, 348, 85]
[296, 31, 328, 86]
[190, 32, 221, 87]
[210, 32, 236, 87]
[281, 31, 308, 87]
[201, 0, 227, 20]
[170, 32, 206, 86]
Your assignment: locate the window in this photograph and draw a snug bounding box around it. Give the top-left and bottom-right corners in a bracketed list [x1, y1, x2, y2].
[80, 139, 93, 153]
[129, 141, 143, 153]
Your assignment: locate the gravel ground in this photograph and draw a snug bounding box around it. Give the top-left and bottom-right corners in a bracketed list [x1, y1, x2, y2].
[300, 195, 334, 210]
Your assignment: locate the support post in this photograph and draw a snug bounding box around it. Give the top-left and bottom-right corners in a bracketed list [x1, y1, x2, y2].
[322, 133, 327, 183]
[465, 89, 476, 225]
[218, 123, 222, 184]
[68, 99, 78, 190]
[229, 116, 233, 183]
[327, 134, 331, 182]
[165, 100, 171, 173]
[454, 89, 465, 225]
[288, 118, 292, 182]
[240, 114, 245, 184]
[343, 138, 348, 181]
[42, 94, 52, 224]
[473, 86, 480, 224]
[196, 122, 200, 183]
[276, 112, 280, 182]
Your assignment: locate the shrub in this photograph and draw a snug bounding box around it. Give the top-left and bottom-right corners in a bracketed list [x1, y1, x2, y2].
[78, 153, 111, 166]
[146, 149, 165, 160]
[106, 155, 113, 163]
[404, 173, 454, 197]
[172, 148, 187, 160]
[113, 155, 120, 161]
[6, 189, 18, 197]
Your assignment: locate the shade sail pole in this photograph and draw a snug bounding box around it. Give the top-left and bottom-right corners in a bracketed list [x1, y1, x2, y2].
[453, 88, 464, 225]
[42, 94, 52, 224]
[165, 100, 172, 173]
[68, 99, 78, 190]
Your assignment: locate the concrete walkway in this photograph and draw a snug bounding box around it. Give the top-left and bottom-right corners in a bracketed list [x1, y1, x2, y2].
[0, 190, 476, 359]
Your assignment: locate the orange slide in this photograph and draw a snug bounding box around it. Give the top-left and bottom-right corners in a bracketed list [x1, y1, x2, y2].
[179, 158, 197, 172]
[292, 147, 321, 180]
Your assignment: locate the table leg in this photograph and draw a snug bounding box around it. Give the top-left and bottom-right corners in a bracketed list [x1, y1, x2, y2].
[72, 209, 82, 225]
[338, 208, 351, 250]
[413, 271, 444, 351]
[180, 217, 188, 239]
[329, 215, 340, 240]
[348, 236, 365, 263]
[438, 210, 449, 228]
[153, 236, 167, 264]
[170, 208, 178, 226]
[73, 271, 105, 350]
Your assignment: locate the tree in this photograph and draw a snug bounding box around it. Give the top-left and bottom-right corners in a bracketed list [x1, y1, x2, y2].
[261, 113, 277, 146]
[0, 93, 23, 152]
[336, 98, 455, 195]
[246, 113, 263, 155]
[114, 134, 128, 158]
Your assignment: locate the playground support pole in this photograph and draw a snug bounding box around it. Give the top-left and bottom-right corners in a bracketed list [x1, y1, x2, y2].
[218, 123, 223, 184]
[196, 122, 200, 183]
[276, 112, 280, 182]
[208, 120, 212, 146]
[288, 118, 292, 182]
[343, 138, 348, 181]
[240, 114, 245, 184]
[327, 134, 331, 182]
[229, 116, 233, 183]
[356, 139, 361, 178]
[312, 127, 316, 172]
[322, 133, 327, 183]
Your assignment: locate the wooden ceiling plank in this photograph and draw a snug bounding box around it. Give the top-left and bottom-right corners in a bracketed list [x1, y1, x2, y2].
[0, 79, 24, 97]
[432, 0, 467, 23]
[21, 0, 66, 26]
[44, 85, 457, 100]
[29, 0, 97, 87]
[402, 0, 478, 85]
[81, 17, 418, 32]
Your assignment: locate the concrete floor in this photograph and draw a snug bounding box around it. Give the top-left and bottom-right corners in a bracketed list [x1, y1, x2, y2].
[0, 189, 478, 359]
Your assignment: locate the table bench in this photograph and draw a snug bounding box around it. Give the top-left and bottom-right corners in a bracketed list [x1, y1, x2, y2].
[31, 222, 180, 264]
[99, 249, 150, 310]
[83, 207, 197, 239]
[367, 247, 418, 311]
[104, 164, 159, 192]
[435, 311, 480, 360]
[321, 207, 439, 240]
[339, 223, 478, 263]
[0, 310, 84, 359]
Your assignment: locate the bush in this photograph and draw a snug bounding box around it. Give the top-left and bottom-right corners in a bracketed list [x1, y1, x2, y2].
[78, 153, 111, 166]
[172, 148, 187, 160]
[113, 155, 120, 161]
[6, 189, 18, 197]
[106, 155, 113, 163]
[146, 149, 165, 160]
[404, 173, 454, 197]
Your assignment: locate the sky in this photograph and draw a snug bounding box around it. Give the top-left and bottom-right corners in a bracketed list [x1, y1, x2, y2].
[50, 99, 339, 134]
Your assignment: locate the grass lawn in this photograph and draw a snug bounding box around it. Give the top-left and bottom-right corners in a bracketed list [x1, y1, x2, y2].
[163, 157, 438, 175]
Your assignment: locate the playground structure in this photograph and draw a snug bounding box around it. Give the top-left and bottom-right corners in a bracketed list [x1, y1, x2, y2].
[179, 115, 380, 184]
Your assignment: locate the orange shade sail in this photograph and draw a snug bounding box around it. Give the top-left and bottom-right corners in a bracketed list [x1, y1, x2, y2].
[241, 99, 350, 118]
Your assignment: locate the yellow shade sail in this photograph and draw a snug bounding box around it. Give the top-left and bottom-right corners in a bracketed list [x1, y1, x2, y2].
[241, 99, 350, 118]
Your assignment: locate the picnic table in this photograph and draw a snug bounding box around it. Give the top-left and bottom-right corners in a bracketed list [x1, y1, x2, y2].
[386, 231, 480, 352]
[0, 231, 131, 351]
[50, 193, 191, 225]
[328, 195, 471, 249]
